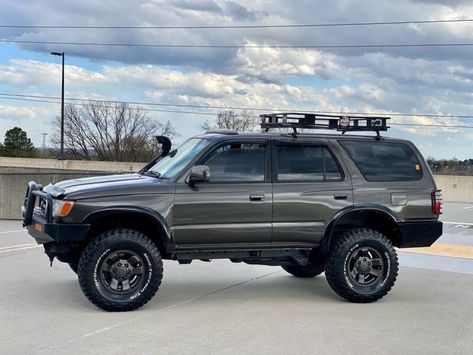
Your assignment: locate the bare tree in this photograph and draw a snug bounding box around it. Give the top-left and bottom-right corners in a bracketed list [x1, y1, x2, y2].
[202, 110, 259, 132]
[52, 101, 179, 162]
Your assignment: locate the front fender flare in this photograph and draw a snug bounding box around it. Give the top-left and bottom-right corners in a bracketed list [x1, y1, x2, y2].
[82, 206, 173, 245]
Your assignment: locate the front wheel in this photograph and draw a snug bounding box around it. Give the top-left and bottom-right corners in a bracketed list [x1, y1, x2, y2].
[325, 228, 398, 303]
[78, 229, 163, 311]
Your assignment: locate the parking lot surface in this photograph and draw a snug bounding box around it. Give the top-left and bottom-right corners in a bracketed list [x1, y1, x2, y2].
[1, 203, 472, 354]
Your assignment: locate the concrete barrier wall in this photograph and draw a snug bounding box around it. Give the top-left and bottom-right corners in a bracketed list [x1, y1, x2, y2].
[433, 175, 473, 203]
[1, 156, 473, 219]
[0, 168, 111, 220]
[0, 157, 144, 172]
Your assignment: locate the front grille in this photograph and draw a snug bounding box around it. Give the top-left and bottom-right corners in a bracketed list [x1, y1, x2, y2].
[37, 197, 48, 217]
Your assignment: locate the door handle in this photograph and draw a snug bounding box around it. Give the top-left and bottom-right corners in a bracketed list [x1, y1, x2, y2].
[249, 193, 265, 201]
[333, 193, 348, 200]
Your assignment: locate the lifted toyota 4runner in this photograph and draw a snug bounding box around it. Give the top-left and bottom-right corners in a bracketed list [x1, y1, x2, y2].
[23, 113, 443, 311]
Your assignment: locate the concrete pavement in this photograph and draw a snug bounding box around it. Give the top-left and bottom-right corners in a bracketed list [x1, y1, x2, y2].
[0, 203, 472, 354]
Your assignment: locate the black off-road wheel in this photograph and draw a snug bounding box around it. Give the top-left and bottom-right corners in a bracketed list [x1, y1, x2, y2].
[325, 228, 398, 303]
[78, 229, 163, 312]
[282, 262, 324, 278]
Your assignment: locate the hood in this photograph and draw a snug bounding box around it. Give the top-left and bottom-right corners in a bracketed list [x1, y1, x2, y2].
[46, 173, 174, 200]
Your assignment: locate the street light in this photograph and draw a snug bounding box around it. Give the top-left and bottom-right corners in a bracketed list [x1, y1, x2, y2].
[50, 51, 65, 159]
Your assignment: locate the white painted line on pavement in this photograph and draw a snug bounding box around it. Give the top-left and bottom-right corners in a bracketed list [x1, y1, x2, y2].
[0, 229, 26, 235]
[0, 243, 35, 250]
[463, 206, 473, 210]
[443, 221, 473, 226]
[0, 244, 40, 254]
[39, 269, 282, 353]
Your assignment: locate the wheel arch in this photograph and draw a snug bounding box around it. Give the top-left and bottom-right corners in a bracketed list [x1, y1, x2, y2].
[322, 206, 402, 252]
[82, 206, 173, 256]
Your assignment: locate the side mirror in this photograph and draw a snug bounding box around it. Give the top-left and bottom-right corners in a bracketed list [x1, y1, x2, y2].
[187, 165, 210, 184]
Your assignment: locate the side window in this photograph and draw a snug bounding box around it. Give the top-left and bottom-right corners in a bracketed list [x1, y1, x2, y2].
[276, 145, 342, 182]
[339, 140, 423, 181]
[201, 142, 266, 182]
[324, 149, 344, 181]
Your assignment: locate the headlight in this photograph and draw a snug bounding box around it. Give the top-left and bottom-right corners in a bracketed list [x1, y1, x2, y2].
[52, 200, 75, 217]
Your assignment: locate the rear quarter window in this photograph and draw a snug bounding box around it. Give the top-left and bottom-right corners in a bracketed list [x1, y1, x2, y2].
[339, 140, 423, 181]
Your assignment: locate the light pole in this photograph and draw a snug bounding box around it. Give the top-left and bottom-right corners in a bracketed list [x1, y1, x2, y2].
[50, 51, 65, 159]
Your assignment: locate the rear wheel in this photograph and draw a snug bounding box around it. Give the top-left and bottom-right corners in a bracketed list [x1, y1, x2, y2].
[78, 228, 163, 312]
[325, 228, 398, 303]
[282, 262, 324, 278]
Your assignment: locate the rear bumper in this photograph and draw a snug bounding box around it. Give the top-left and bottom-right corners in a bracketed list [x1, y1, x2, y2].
[398, 221, 443, 248]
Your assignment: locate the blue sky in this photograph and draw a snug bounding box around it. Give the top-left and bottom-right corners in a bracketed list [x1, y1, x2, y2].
[1, 0, 473, 159]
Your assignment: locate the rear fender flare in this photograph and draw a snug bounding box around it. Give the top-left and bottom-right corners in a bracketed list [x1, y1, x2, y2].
[321, 205, 399, 252]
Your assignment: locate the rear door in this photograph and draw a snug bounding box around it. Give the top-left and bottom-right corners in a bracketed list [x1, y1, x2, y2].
[272, 138, 353, 245]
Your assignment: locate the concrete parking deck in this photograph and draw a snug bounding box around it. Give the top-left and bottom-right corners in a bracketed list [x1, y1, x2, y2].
[1, 203, 472, 354]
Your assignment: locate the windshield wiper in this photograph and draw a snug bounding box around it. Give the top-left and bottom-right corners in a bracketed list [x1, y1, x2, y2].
[141, 170, 162, 178]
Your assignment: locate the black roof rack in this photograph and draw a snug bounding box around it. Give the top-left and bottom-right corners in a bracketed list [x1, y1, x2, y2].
[260, 112, 390, 139]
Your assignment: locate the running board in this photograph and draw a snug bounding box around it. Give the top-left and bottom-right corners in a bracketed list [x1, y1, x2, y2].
[174, 248, 312, 265]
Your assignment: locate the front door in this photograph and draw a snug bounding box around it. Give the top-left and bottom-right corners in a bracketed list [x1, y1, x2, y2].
[272, 139, 353, 245]
[173, 138, 272, 249]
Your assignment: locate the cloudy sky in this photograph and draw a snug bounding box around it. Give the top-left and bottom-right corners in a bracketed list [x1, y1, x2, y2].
[1, 0, 473, 158]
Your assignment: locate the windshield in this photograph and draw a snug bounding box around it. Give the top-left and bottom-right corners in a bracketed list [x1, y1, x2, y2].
[147, 138, 210, 178]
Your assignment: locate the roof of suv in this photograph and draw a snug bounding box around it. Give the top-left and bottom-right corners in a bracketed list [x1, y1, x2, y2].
[195, 130, 408, 143]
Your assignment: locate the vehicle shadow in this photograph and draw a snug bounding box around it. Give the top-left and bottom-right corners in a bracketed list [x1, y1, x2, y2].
[50, 272, 420, 312]
[19, 266, 436, 314]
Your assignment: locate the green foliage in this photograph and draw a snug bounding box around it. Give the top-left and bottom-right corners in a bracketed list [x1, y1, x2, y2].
[0, 127, 35, 157]
[427, 157, 473, 176]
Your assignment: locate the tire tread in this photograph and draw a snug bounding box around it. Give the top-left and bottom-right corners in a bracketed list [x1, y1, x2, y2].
[325, 228, 399, 303]
[78, 228, 163, 312]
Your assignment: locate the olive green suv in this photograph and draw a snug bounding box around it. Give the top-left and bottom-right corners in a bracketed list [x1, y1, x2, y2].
[23, 113, 443, 311]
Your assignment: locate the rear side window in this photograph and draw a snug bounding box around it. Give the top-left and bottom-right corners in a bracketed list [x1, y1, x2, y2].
[339, 140, 423, 181]
[276, 145, 343, 181]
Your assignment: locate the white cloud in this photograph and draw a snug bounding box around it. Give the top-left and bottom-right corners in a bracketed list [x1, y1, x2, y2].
[0, 104, 37, 119]
[0, 103, 56, 146]
[0, 59, 105, 88]
[3, 0, 473, 157]
[235, 45, 341, 81]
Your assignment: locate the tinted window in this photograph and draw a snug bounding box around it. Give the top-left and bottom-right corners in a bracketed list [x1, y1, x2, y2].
[340, 140, 423, 181]
[202, 143, 265, 182]
[276, 145, 342, 181]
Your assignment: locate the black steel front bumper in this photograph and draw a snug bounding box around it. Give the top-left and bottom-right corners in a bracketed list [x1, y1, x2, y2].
[398, 221, 443, 248]
[22, 181, 90, 245]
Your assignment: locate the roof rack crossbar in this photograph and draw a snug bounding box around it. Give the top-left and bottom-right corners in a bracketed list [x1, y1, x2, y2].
[260, 112, 390, 135]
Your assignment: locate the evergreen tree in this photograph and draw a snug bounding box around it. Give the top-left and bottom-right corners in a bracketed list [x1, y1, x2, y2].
[1, 127, 35, 157]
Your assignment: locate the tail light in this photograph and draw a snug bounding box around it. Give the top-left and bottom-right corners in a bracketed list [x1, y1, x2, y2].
[431, 189, 442, 215]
